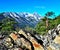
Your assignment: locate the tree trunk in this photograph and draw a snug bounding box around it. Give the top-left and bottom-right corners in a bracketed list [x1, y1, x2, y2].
[46, 18, 49, 32]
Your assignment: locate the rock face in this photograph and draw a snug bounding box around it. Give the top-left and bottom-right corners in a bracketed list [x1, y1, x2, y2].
[0, 24, 60, 50]
[47, 24, 60, 50]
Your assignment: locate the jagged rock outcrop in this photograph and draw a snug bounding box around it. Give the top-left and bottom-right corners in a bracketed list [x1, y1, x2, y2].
[0, 24, 60, 50]
[47, 24, 60, 50]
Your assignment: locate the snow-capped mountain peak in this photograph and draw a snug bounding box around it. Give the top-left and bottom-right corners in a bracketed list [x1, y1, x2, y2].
[2, 12, 42, 28]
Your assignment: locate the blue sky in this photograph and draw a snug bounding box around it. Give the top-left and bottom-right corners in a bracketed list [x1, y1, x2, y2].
[0, 0, 60, 16]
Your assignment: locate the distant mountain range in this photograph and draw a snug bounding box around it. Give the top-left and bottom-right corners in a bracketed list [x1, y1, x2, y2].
[0, 12, 42, 28]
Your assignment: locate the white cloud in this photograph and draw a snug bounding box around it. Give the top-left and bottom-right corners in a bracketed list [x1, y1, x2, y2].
[34, 6, 46, 9]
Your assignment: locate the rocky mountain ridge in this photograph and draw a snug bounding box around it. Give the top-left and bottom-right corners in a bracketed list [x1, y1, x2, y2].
[0, 12, 41, 28]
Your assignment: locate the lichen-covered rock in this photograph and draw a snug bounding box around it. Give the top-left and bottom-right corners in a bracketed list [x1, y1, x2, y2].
[54, 36, 60, 44]
[8, 48, 21, 50]
[14, 38, 22, 46]
[57, 24, 60, 35]
[0, 44, 8, 50]
[18, 29, 27, 38]
[3, 37, 13, 48]
[9, 33, 18, 41]
[20, 38, 31, 50]
[47, 43, 60, 50]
